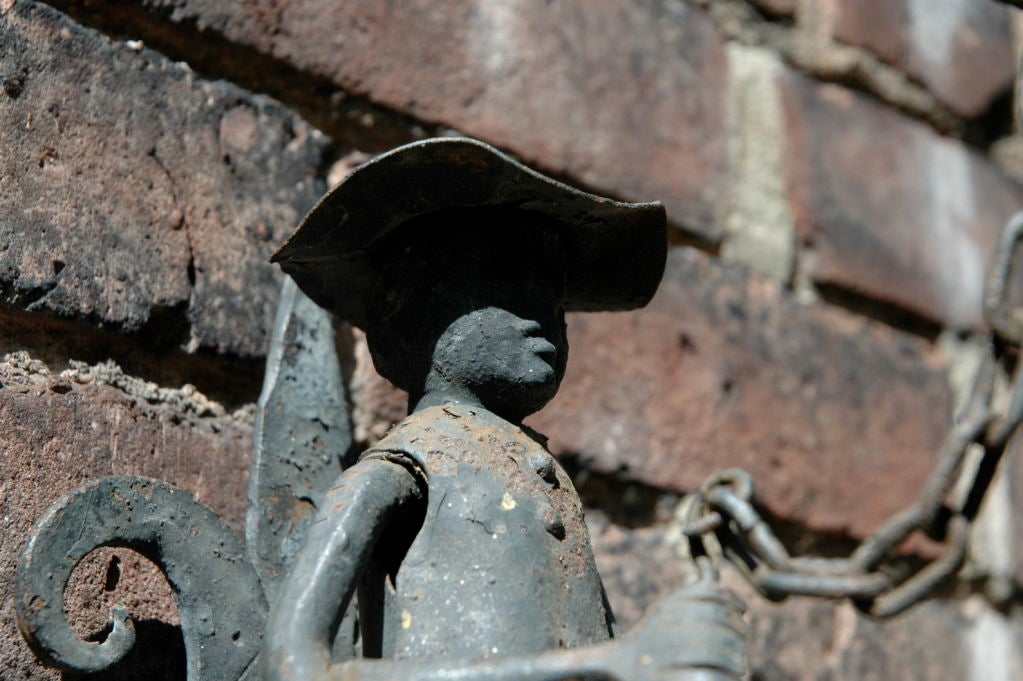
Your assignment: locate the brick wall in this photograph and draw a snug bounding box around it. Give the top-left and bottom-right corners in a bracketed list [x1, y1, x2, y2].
[1, 0, 1022, 679]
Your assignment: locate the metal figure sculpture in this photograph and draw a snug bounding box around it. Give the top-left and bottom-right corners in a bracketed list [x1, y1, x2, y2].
[15, 138, 747, 681]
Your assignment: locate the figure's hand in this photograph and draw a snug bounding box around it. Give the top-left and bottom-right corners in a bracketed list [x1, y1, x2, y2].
[602, 581, 748, 681]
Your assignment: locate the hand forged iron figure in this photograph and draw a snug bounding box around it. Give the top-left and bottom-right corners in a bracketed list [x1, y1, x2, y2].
[265, 138, 747, 681]
[16, 138, 748, 681]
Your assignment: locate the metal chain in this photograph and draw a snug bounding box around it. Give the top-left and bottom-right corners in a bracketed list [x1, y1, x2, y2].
[676, 212, 1023, 617]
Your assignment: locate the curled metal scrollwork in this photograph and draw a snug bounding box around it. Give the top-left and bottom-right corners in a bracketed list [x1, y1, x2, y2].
[14, 278, 350, 681]
[16, 476, 267, 680]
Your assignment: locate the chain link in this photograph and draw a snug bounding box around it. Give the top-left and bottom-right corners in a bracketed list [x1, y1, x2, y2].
[677, 212, 1023, 617]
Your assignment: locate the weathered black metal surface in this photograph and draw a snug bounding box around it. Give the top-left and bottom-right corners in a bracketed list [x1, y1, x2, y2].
[247, 275, 357, 598]
[16, 476, 266, 681]
[248, 275, 360, 661]
[360, 404, 613, 659]
[325, 579, 748, 681]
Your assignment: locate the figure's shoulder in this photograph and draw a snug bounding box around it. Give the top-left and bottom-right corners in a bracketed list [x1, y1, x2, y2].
[361, 405, 471, 469]
[362, 403, 549, 470]
[372, 404, 472, 447]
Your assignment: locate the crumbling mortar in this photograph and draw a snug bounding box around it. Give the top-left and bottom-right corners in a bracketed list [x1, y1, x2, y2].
[0, 304, 265, 407]
[0, 349, 255, 426]
[721, 43, 797, 284]
[689, 0, 967, 137]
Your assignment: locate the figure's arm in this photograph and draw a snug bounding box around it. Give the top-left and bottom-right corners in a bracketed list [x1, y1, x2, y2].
[323, 581, 748, 681]
[263, 459, 746, 681]
[325, 642, 607, 681]
[263, 456, 423, 681]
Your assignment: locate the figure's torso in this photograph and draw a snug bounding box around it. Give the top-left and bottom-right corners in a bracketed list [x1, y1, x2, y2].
[359, 404, 613, 661]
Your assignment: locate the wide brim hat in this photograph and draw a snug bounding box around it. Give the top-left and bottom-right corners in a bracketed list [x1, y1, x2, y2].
[271, 137, 667, 329]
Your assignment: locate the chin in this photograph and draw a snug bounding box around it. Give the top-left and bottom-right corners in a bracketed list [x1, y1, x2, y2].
[507, 377, 561, 420]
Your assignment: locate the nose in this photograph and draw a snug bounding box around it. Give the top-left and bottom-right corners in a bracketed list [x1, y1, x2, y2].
[514, 319, 543, 336]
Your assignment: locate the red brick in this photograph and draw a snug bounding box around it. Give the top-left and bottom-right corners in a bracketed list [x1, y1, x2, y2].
[828, 0, 906, 65]
[742, 593, 979, 681]
[115, 0, 731, 240]
[586, 512, 686, 628]
[829, 0, 1015, 119]
[349, 327, 408, 447]
[0, 362, 251, 680]
[779, 72, 1023, 329]
[0, 1, 327, 357]
[528, 247, 952, 539]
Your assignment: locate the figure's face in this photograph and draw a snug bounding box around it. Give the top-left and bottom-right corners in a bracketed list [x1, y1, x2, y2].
[420, 215, 569, 421]
[428, 298, 567, 421]
[366, 207, 570, 421]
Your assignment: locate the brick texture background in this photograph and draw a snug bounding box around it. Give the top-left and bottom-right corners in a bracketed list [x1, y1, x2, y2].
[2, 0, 1022, 679]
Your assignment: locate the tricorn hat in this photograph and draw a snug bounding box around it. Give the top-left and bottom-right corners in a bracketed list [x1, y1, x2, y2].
[272, 137, 667, 329]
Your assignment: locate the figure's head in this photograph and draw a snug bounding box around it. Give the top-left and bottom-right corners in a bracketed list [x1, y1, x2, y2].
[365, 207, 569, 421]
[271, 137, 668, 419]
